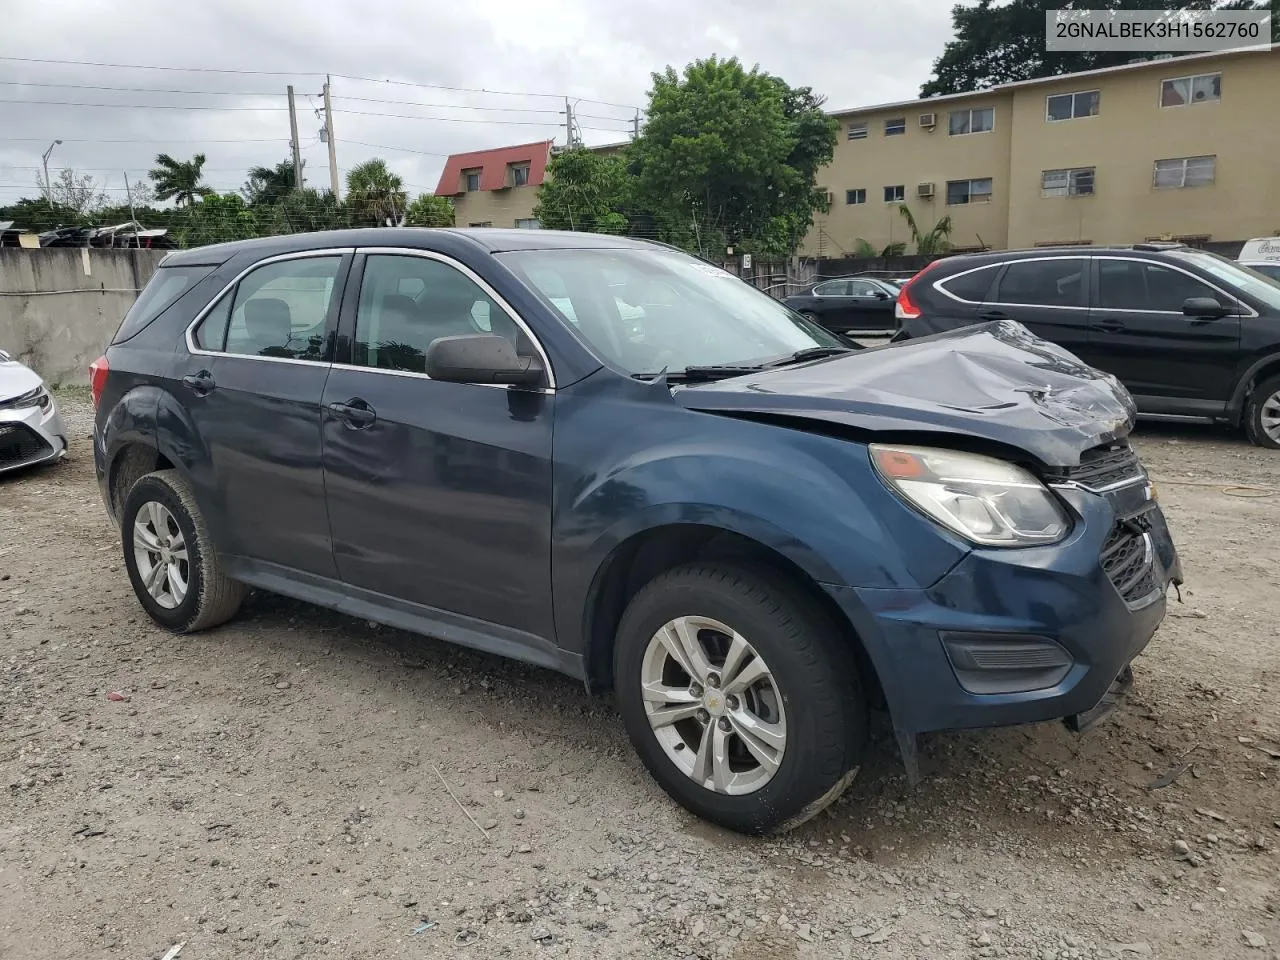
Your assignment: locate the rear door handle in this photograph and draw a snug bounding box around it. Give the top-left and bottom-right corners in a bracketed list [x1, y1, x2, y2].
[327, 398, 376, 428]
[1093, 319, 1126, 333]
[182, 370, 216, 396]
[978, 310, 1008, 321]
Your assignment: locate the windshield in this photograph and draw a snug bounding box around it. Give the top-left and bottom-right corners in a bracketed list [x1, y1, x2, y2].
[499, 246, 844, 375]
[1172, 250, 1280, 311]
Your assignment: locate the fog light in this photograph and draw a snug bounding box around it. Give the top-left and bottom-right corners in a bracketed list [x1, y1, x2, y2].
[941, 632, 1074, 695]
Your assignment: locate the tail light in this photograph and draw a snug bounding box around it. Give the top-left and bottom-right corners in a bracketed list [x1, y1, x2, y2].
[89, 355, 109, 410]
[894, 260, 943, 322]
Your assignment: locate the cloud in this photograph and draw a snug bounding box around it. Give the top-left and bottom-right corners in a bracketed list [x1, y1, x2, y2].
[0, 0, 954, 206]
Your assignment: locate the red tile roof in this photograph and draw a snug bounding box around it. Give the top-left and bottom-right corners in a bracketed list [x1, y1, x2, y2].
[434, 140, 553, 195]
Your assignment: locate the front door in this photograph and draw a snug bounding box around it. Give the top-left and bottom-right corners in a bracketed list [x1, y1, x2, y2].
[1088, 257, 1242, 413]
[979, 256, 1091, 358]
[843, 279, 897, 331]
[320, 250, 556, 640]
[182, 251, 349, 577]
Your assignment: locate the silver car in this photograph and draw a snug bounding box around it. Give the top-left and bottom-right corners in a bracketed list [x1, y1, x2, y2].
[0, 349, 67, 475]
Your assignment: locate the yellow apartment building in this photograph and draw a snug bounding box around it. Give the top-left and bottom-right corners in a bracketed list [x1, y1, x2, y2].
[808, 44, 1279, 256]
[438, 46, 1278, 254]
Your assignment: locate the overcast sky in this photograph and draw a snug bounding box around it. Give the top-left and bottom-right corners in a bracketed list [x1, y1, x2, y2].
[0, 0, 955, 208]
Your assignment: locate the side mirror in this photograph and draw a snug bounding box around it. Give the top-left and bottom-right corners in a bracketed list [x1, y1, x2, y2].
[874, 290, 890, 300]
[424, 334, 545, 387]
[1182, 296, 1228, 319]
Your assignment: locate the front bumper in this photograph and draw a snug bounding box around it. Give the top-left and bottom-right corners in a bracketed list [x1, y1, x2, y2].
[0, 393, 67, 475]
[826, 483, 1181, 736]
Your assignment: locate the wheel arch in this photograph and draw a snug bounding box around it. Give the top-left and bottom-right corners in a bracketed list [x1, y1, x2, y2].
[1229, 353, 1280, 424]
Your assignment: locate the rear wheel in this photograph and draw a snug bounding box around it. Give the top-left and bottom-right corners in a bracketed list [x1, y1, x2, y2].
[121, 470, 244, 633]
[614, 564, 866, 835]
[1245, 375, 1280, 449]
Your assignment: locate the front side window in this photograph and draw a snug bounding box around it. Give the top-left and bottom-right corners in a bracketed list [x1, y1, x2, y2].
[1153, 155, 1216, 189]
[1172, 251, 1280, 311]
[1161, 72, 1221, 107]
[352, 255, 520, 373]
[1041, 167, 1095, 197]
[992, 258, 1086, 307]
[194, 255, 342, 359]
[948, 106, 994, 135]
[946, 178, 993, 205]
[883, 184, 905, 202]
[1046, 90, 1100, 121]
[884, 118, 906, 136]
[812, 280, 850, 296]
[847, 280, 884, 298]
[501, 247, 843, 376]
[1096, 259, 1225, 313]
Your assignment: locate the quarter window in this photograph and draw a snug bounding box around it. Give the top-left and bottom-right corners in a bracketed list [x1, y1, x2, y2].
[884, 118, 906, 136]
[1160, 72, 1221, 107]
[1153, 156, 1216, 189]
[195, 255, 342, 359]
[946, 178, 993, 205]
[1041, 167, 1095, 197]
[352, 255, 521, 374]
[883, 185, 905, 202]
[1046, 91, 1100, 121]
[992, 259, 1086, 307]
[938, 265, 1000, 302]
[1097, 260, 1225, 313]
[847, 122, 868, 140]
[948, 107, 994, 136]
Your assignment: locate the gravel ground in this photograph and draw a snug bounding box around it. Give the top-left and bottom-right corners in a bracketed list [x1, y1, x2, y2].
[1, 392, 1277, 960]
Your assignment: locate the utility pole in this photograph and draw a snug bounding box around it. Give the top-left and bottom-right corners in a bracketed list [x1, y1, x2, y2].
[123, 171, 138, 245]
[564, 98, 580, 149]
[323, 76, 340, 199]
[41, 139, 62, 201]
[632, 110, 640, 140]
[287, 85, 304, 190]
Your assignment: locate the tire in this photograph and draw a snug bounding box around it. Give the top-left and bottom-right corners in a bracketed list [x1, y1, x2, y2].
[613, 563, 866, 835]
[1245, 374, 1280, 450]
[121, 469, 245, 633]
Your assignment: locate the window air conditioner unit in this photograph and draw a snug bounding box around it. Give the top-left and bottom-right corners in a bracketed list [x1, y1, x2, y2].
[917, 182, 935, 199]
[919, 113, 937, 128]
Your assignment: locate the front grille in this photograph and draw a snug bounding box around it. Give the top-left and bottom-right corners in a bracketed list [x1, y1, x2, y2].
[0, 422, 52, 470]
[1045, 440, 1145, 491]
[1100, 517, 1158, 604]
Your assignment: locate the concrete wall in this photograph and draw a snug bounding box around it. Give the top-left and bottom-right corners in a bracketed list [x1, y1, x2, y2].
[0, 248, 164, 385]
[449, 184, 541, 228]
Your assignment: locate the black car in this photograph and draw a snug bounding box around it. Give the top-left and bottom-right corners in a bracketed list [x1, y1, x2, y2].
[893, 244, 1280, 448]
[781, 276, 899, 334]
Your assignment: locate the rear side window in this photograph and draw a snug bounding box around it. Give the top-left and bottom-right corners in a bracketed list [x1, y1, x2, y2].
[111, 264, 215, 344]
[992, 258, 1086, 307]
[937, 265, 1000, 302]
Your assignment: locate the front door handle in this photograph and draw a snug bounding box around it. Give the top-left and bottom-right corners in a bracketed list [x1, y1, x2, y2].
[327, 398, 376, 428]
[978, 309, 1008, 321]
[182, 370, 216, 396]
[1093, 319, 1126, 334]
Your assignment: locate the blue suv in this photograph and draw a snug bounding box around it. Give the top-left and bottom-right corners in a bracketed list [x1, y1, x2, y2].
[91, 229, 1182, 834]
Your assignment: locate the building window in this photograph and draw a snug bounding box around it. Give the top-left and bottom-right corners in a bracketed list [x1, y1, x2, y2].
[463, 169, 482, 192]
[468, 221, 493, 227]
[946, 178, 993, 205]
[1046, 90, 1100, 121]
[846, 188, 866, 205]
[1161, 72, 1221, 107]
[1041, 167, 1095, 197]
[847, 122, 867, 140]
[514, 218, 542, 229]
[884, 118, 906, 136]
[883, 185, 905, 203]
[509, 163, 530, 187]
[1153, 155, 1216, 189]
[948, 107, 994, 135]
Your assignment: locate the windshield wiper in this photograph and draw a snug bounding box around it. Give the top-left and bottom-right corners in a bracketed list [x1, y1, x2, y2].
[766, 346, 855, 366]
[636, 346, 856, 384]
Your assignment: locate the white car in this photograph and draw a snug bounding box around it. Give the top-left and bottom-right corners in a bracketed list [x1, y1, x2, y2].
[1238, 237, 1280, 282]
[0, 349, 67, 475]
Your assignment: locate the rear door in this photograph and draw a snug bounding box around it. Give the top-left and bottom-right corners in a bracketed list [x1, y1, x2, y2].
[1088, 256, 1242, 413]
[979, 256, 1091, 358]
[183, 250, 350, 577]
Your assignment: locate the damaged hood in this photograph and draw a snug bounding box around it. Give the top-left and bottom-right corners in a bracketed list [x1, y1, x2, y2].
[674, 320, 1136, 466]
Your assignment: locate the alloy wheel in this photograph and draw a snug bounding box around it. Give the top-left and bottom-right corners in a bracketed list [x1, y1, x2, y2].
[1260, 388, 1280, 444]
[132, 500, 190, 610]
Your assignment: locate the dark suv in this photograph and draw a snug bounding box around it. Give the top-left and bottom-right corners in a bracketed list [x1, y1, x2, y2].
[91, 228, 1181, 835]
[892, 243, 1280, 448]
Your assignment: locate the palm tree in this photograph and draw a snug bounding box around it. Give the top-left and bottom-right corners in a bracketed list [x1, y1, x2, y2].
[243, 159, 299, 206]
[345, 158, 407, 226]
[148, 153, 213, 207]
[854, 238, 907, 258]
[897, 204, 953, 255]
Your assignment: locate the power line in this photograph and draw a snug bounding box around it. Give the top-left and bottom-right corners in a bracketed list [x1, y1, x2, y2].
[0, 79, 283, 97]
[332, 72, 642, 111]
[6, 137, 289, 143]
[335, 107, 632, 132]
[0, 98, 287, 111]
[342, 139, 450, 157]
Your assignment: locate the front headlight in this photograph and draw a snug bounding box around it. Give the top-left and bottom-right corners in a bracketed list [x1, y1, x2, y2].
[870, 444, 1069, 547]
[0, 385, 51, 412]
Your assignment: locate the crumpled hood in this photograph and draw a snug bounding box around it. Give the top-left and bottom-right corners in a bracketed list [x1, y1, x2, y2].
[0, 356, 44, 404]
[673, 320, 1136, 466]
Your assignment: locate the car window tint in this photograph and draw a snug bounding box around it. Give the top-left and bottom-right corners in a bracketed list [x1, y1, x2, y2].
[992, 259, 1086, 307]
[114, 265, 216, 344]
[1097, 260, 1225, 312]
[220, 256, 342, 360]
[1096, 260, 1149, 310]
[848, 280, 881, 297]
[1143, 264, 1223, 312]
[812, 280, 849, 296]
[192, 293, 234, 351]
[352, 254, 520, 373]
[938, 265, 999, 302]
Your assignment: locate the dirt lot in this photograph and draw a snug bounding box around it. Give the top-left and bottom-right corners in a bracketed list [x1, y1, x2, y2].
[1, 392, 1278, 960]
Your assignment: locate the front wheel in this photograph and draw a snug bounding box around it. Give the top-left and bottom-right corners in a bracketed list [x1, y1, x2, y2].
[1245, 374, 1280, 449]
[614, 564, 866, 835]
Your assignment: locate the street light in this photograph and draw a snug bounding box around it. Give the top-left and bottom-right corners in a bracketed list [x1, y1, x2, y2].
[41, 139, 62, 201]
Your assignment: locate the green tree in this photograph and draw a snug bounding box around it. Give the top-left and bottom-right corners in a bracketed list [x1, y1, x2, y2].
[243, 159, 298, 206]
[148, 152, 213, 207]
[922, 0, 1273, 96]
[629, 56, 837, 258]
[345, 158, 406, 226]
[533, 148, 630, 234]
[897, 205, 953, 255]
[181, 193, 257, 247]
[853, 238, 907, 257]
[403, 193, 456, 227]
